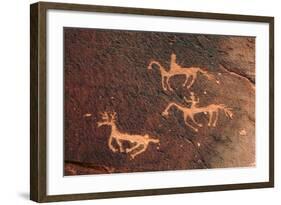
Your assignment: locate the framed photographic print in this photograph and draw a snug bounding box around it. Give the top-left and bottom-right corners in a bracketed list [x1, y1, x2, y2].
[30, 1, 274, 202]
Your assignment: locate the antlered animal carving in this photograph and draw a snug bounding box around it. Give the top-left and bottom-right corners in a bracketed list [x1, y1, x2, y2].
[97, 112, 160, 159]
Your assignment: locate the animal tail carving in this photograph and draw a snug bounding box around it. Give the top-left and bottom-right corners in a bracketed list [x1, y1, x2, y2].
[144, 135, 160, 144]
[218, 104, 233, 119]
[149, 138, 160, 144]
[147, 60, 161, 70]
[200, 69, 215, 81]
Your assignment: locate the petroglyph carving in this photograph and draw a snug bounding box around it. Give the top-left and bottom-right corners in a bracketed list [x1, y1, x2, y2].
[97, 112, 160, 159]
[162, 92, 233, 132]
[148, 53, 215, 91]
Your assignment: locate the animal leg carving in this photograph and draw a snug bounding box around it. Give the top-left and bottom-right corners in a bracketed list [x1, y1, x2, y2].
[184, 117, 198, 132]
[212, 111, 218, 127]
[166, 77, 173, 91]
[190, 114, 202, 127]
[186, 74, 196, 89]
[182, 75, 190, 87]
[116, 139, 125, 152]
[208, 112, 213, 127]
[130, 144, 147, 159]
[161, 76, 167, 91]
[108, 137, 118, 153]
[125, 143, 139, 153]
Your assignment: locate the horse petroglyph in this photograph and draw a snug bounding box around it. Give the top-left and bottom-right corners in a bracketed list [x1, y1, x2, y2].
[148, 53, 215, 91]
[97, 112, 160, 159]
[162, 92, 233, 132]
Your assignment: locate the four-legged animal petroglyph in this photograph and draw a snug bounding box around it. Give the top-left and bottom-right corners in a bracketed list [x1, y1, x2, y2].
[97, 112, 160, 159]
[162, 93, 233, 132]
[148, 53, 215, 91]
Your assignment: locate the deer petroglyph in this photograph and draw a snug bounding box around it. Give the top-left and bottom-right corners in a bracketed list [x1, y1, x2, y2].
[162, 92, 233, 132]
[148, 53, 215, 91]
[97, 112, 160, 159]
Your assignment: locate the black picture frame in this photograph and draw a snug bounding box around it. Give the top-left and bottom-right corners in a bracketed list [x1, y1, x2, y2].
[30, 1, 274, 202]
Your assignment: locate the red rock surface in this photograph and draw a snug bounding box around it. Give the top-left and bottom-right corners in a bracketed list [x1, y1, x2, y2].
[64, 28, 255, 175]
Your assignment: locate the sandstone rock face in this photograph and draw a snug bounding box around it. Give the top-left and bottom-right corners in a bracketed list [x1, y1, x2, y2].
[64, 28, 255, 175]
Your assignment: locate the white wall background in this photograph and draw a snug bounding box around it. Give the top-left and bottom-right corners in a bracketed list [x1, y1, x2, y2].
[0, 0, 279, 204]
